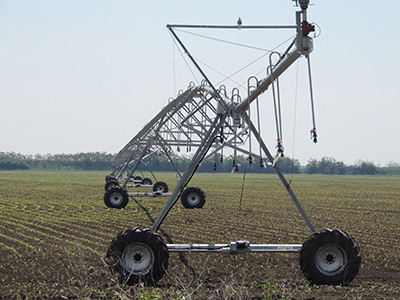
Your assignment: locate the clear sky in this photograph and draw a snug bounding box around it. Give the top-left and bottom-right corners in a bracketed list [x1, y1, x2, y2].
[1, 0, 399, 166]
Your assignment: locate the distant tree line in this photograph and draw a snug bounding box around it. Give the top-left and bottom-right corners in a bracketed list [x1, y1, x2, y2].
[143, 154, 400, 175]
[304, 157, 385, 175]
[0, 152, 115, 171]
[1, 152, 399, 175]
[143, 154, 301, 174]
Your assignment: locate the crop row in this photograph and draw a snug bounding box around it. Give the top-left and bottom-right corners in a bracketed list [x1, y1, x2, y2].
[1, 171, 400, 298]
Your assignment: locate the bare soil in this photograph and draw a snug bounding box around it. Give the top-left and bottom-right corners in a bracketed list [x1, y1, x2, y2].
[0, 172, 399, 299]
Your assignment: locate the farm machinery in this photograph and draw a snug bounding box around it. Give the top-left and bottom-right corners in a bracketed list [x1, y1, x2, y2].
[104, 0, 361, 286]
[103, 86, 211, 209]
[104, 149, 174, 209]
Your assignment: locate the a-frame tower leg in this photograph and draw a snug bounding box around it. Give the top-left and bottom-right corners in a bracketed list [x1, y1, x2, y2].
[245, 114, 316, 233]
[151, 113, 228, 232]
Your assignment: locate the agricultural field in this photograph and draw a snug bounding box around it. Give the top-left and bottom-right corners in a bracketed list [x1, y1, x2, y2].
[0, 170, 399, 299]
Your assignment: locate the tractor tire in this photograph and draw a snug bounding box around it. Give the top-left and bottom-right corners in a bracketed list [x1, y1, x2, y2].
[105, 175, 117, 182]
[300, 228, 361, 285]
[181, 186, 206, 209]
[142, 178, 153, 185]
[105, 226, 169, 285]
[152, 181, 169, 193]
[133, 176, 142, 182]
[104, 187, 129, 209]
[104, 179, 120, 191]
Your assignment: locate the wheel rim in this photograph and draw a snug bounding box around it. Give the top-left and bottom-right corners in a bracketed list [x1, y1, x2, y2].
[110, 191, 123, 206]
[155, 185, 165, 192]
[315, 243, 347, 276]
[186, 192, 200, 206]
[122, 243, 154, 275]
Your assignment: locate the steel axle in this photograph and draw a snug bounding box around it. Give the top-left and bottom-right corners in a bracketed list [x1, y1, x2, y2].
[167, 242, 302, 254]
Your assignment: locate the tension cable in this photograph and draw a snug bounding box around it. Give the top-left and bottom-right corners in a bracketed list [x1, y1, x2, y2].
[169, 31, 200, 86]
[175, 28, 273, 53]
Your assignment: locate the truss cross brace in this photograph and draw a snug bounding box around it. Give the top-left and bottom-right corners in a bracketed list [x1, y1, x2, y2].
[149, 109, 315, 233]
[151, 114, 228, 232]
[245, 115, 316, 233]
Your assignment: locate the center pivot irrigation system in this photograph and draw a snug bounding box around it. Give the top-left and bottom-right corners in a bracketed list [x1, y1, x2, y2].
[104, 0, 361, 286]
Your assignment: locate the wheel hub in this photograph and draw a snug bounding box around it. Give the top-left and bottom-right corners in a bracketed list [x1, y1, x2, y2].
[133, 252, 144, 264]
[122, 243, 154, 275]
[110, 192, 123, 205]
[155, 185, 165, 192]
[187, 192, 200, 206]
[325, 253, 335, 264]
[315, 244, 347, 276]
